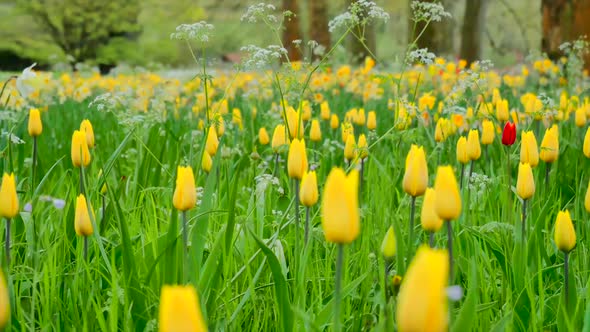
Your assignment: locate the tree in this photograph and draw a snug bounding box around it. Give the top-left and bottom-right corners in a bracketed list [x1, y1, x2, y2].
[309, 0, 330, 61]
[348, 0, 376, 64]
[409, 0, 456, 56]
[460, 0, 488, 64]
[542, 0, 590, 66]
[20, 0, 141, 63]
[282, 0, 303, 61]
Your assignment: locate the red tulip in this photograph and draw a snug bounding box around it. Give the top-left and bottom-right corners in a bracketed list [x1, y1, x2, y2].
[502, 122, 516, 146]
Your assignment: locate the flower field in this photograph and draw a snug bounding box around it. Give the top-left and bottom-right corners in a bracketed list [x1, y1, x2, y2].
[2, 7, 590, 330]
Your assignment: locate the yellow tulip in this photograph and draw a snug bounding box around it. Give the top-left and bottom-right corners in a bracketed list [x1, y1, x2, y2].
[403, 145, 428, 197]
[0, 270, 9, 329]
[396, 245, 448, 332]
[367, 111, 377, 130]
[28, 108, 42, 137]
[173, 166, 197, 211]
[456, 136, 469, 164]
[554, 210, 576, 253]
[575, 107, 587, 127]
[285, 107, 303, 139]
[258, 127, 270, 145]
[74, 194, 94, 236]
[310, 119, 322, 142]
[381, 226, 396, 259]
[201, 151, 213, 174]
[421, 188, 443, 232]
[205, 126, 219, 156]
[320, 101, 331, 120]
[540, 125, 559, 163]
[357, 134, 368, 159]
[71, 130, 91, 168]
[159, 285, 207, 332]
[481, 119, 494, 144]
[330, 114, 339, 129]
[0, 173, 19, 219]
[584, 127, 590, 158]
[466, 129, 481, 160]
[321, 168, 359, 244]
[299, 170, 318, 207]
[341, 123, 354, 143]
[344, 135, 356, 162]
[287, 139, 308, 180]
[496, 99, 509, 122]
[516, 162, 535, 200]
[434, 119, 446, 142]
[272, 124, 288, 153]
[355, 108, 366, 126]
[80, 119, 95, 148]
[433, 166, 461, 220]
[519, 131, 539, 167]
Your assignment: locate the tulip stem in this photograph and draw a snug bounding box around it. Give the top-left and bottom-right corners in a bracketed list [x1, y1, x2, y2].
[182, 210, 188, 282]
[294, 179, 300, 243]
[429, 232, 435, 248]
[564, 252, 570, 308]
[484, 144, 488, 166]
[274, 153, 279, 177]
[360, 159, 365, 195]
[334, 244, 344, 332]
[459, 164, 465, 190]
[32, 136, 38, 190]
[521, 199, 527, 243]
[408, 196, 416, 260]
[545, 162, 552, 192]
[83, 236, 88, 261]
[79, 166, 85, 196]
[304, 206, 310, 246]
[101, 194, 106, 229]
[506, 146, 512, 224]
[446, 220, 454, 282]
[468, 159, 475, 187]
[5, 218, 10, 267]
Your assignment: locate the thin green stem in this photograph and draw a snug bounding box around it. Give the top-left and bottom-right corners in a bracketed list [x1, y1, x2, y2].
[446, 220, 454, 282]
[521, 199, 527, 244]
[408, 195, 417, 260]
[83, 236, 88, 261]
[334, 244, 344, 332]
[304, 206, 310, 246]
[564, 252, 570, 308]
[182, 210, 188, 282]
[429, 232, 435, 248]
[32, 136, 38, 190]
[5, 218, 10, 267]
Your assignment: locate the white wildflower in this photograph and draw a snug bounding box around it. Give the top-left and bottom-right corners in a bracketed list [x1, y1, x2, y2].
[411, 1, 452, 22]
[241, 3, 278, 24]
[170, 21, 214, 43]
[16, 63, 37, 98]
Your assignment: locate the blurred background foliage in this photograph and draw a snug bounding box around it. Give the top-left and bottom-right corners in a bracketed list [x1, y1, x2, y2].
[0, 0, 579, 71]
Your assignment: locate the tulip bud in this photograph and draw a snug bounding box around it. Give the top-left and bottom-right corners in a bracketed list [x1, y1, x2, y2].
[583, 127, 590, 158]
[516, 162, 535, 200]
[272, 124, 288, 153]
[433, 166, 461, 220]
[481, 119, 494, 144]
[554, 210, 576, 253]
[341, 123, 354, 143]
[540, 125, 559, 163]
[74, 194, 94, 236]
[355, 108, 366, 126]
[201, 151, 213, 174]
[344, 135, 356, 162]
[367, 111, 377, 130]
[159, 285, 207, 332]
[205, 127, 219, 156]
[321, 168, 359, 244]
[357, 134, 368, 159]
[0, 173, 19, 219]
[434, 119, 446, 142]
[287, 139, 308, 180]
[456, 136, 469, 164]
[258, 127, 270, 145]
[28, 108, 42, 137]
[403, 145, 428, 197]
[466, 129, 481, 160]
[575, 107, 587, 127]
[330, 114, 339, 129]
[320, 101, 331, 120]
[519, 131, 539, 167]
[396, 245, 449, 332]
[421, 188, 443, 232]
[501, 122, 516, 146]
[71, 130, 91, 168]
[173, 166, 197, 211]
[381, 226, 396, 259]
[299, 171, 318, 207]
[310, 119, 322, 142]
[286, 107, 303, 139]
[80, 119, 95, 148]
[496, 99, 509, 122]
[0, 269, 9, 329]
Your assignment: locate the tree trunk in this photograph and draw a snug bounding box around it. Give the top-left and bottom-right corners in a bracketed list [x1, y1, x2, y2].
[282, 0, 303, 61]
[409, 0, 455, 56]
[542, 0, 590, 68]
[309, 0, 330, 60]
[348, 0, 376, 64]
[460, 0, 489, 64]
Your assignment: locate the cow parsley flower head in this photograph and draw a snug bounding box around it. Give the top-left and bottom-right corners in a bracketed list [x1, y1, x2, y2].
[329, 0, 389, 32]
[241, 3, 278, 23]
[170, 21, 214, 43]
[411, 1, 452, 22]
[240, 45, 288, 69]
[407, 48, 436, 65]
